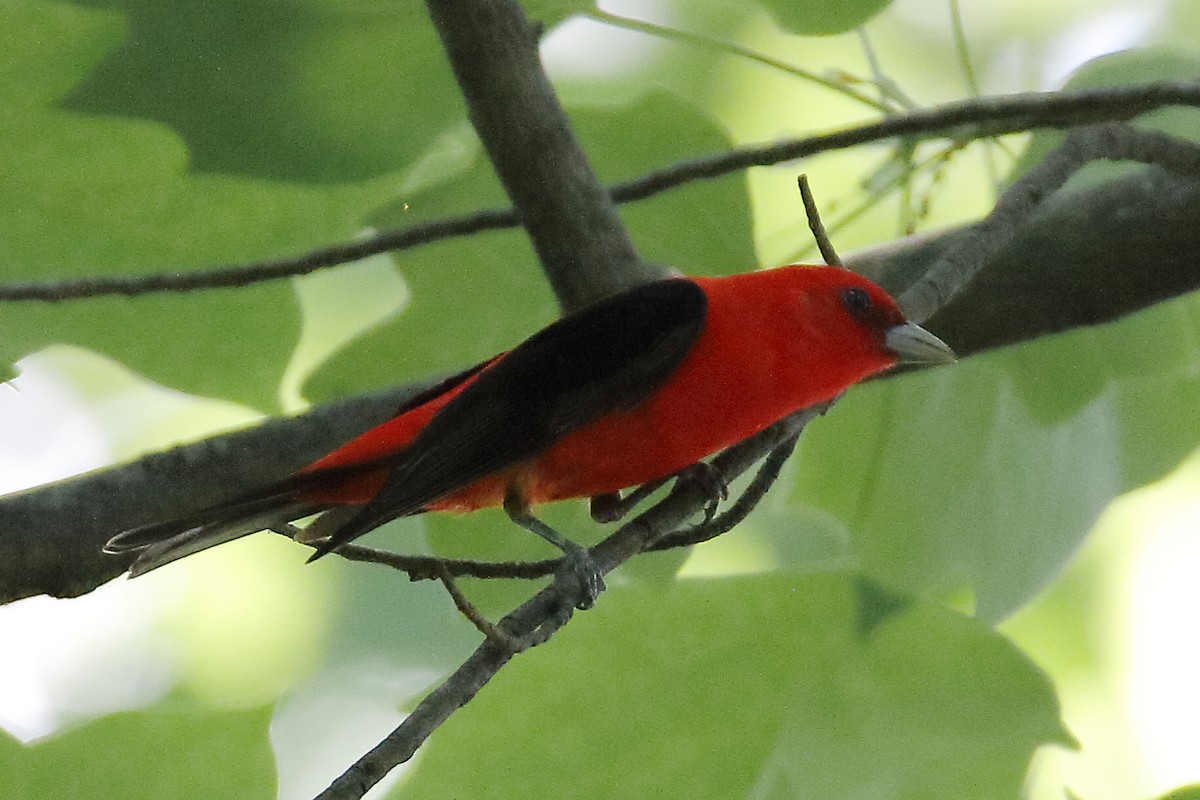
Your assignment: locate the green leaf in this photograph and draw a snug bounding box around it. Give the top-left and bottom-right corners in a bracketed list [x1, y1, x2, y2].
[304, 92, 755, 402]
[61, 0, 460, 182]
[395, 573, 1065, 799]
[574, 94, 756, 273]
[0, 0, 422, 409]
[788, 290, 1200, 621]
[1150, 787, 1200, 800]
[1011, 49, 1200, 184]
[0, 705, 276, 800]
[759, 0, 892, 36]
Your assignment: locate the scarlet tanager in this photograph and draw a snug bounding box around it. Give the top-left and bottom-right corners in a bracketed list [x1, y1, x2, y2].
[106, 265, 954, 586]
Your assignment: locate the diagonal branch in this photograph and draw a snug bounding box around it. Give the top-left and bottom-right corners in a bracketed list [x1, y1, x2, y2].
[898, 123, 1200, 323]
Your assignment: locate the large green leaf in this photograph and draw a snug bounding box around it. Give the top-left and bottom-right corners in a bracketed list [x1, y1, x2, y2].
[395, 573, 1066, 799]
[61, 0, 460, 182]
[0, 705, 275, 800]
[0, 0, 428, 409]
[786, 290, 1200, 621]
[759, 0, 892, 36]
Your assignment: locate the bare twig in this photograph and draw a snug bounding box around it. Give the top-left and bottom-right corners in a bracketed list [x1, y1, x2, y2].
[330, 540, 558, 581]
[588, 9, 894, 113]
[0, 211, 515, 301]
[797, 175, 842, 266]
[437, 565, 525, 651]
[611, 81, 1200, 201]
[898, 122, 1200, 323]
[2, 82, 1199, 303]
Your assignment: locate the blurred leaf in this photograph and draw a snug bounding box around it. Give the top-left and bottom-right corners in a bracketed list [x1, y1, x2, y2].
[1150, 786, 1200, 800]
[574, 94, 755, 273]
[1011, 49, 1200, 185]
[520, 0, 597, 26]
[61, 0, 460, 182]
[304, 92, 754, 401]
[0, 0, 415, 409]
[759, 0, 892, 36]
[0, 705, 275, 800]
[396, 573, 1065, 799]
[788, 290, 1200, 621]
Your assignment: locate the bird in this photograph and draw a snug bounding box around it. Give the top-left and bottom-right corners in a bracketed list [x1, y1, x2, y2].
[105, 264, 954, 602]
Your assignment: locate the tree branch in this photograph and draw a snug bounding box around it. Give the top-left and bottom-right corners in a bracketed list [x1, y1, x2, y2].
[424, 0, 660, 311]
[898, 123, 1200, 323]
[4, 149, 1200, 606]
[0, 383, 431, 604]
[857, 163, 1200, 354]
[1, 81, 1198, 302]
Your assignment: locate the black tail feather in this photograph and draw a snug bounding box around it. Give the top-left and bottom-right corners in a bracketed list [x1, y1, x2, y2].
[105, 490, 323, 577]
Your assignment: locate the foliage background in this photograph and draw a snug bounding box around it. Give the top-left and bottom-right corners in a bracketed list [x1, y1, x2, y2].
[1, 0, 1199, 798]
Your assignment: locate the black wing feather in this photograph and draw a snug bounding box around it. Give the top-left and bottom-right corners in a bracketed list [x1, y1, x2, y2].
[313, 278, 708, 555]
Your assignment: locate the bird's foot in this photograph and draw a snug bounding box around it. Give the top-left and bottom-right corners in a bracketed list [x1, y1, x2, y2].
[555, 539, 606, 611]
[677, 462, 729, 524]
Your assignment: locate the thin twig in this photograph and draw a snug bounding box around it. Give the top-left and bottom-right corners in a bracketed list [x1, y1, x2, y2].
[797, 175, 842, 266]
[315, 398, 825, 800]
[898, 122, 1200, 323]
[855, 28, 919, 110]
[312, 539, 559, 581]
[612, 81, 1200, 202]
[589, 9, 893, 113]
[947, 0, 1001, 197]
[948, 0, 981, 98]
[437, 565, 524, 651]
[0, 209, 515, 301]
[3, 82, 1199, 303]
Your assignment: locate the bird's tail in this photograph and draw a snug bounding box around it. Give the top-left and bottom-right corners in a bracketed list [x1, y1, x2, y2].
[104, 490, 325, 578]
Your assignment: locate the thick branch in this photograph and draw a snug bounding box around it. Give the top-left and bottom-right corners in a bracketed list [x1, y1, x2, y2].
[423, 0, 661, 311]
[898, 123, 1200, 323]
[3, 162, 1199, 606]
[2, 164, 1197, 605]
[854, 166, 1200, 353]
[0, 383, 426, 604]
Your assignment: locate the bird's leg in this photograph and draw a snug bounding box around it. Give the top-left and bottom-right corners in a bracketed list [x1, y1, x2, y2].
[503, 489, 605, 611]
[589, 462, 729, 525]
[588, 477, 670, 523]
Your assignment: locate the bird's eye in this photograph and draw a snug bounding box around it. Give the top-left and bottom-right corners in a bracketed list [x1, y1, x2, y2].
[841, 287, 873, 317]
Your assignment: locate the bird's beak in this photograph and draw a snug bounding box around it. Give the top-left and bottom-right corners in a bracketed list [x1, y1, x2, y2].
[885, 322, 956, 365]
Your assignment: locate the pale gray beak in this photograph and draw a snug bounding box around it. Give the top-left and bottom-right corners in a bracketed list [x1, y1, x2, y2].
[884, 322, 956, 365]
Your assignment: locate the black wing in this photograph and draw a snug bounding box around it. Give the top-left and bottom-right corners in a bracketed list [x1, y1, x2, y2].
[312, 277, 708, 555]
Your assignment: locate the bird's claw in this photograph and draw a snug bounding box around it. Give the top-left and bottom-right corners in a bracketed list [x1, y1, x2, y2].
[556, 541, 606, 611]
[678, 462, 729, 524]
